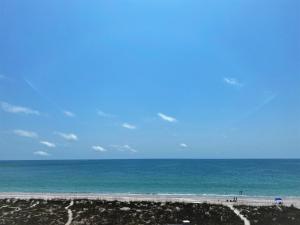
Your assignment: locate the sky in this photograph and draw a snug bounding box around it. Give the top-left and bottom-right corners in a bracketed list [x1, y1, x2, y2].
[0, 0, 299, 159]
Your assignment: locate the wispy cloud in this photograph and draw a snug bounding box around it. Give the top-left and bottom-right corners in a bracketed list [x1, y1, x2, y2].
[180, 143, 188, 148]
[63, 110, 75, 117]
[34, 151, 50, 156]
[122, 123, 137, 130]
[235, 92, 278, 125]
[1, 102, 40, 115]
[23, 78, 64, 112]
[55, 132, 78, 141]
[223, 77, 243, 87]
[92, 145, 107, 152]
[246, 93, 277, 117]
[13, 129, 38, 138]
[40, 141, 56, 148]
[262, 92, 277, 105]
[0, 74, 6, 79]
[157, 113, 177, 123]
[122, 145, 138, 153]
[24, 78, 38, 93]
[97, 110, 115, 118]
[110, 144, 138, 153]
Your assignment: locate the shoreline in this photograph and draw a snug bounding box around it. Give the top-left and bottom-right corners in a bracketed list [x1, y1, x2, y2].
[1, 192, 300, 208]
[2, 193, 300, 224]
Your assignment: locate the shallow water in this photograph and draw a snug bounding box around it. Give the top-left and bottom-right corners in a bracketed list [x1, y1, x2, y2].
[0, 159, 300, 196]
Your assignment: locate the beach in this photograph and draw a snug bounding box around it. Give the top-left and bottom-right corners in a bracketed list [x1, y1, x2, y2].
[1, 192, 300, 208]
[1, 193, 300, 225]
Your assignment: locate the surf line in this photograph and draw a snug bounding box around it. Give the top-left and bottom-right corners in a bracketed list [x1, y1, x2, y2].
[227, 204, 250, 225]
[65, 200, 74, 225]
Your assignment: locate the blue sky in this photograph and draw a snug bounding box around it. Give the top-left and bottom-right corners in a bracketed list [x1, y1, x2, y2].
[0, 0, 299, 159]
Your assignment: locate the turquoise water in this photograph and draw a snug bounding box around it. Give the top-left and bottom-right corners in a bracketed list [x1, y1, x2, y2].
[0, 159, 300, 196]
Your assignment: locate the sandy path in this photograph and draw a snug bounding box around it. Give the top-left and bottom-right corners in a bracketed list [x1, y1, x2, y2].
[0, 205, 8, 209]
[227, 204, 250, 225]
[30, 201, 39, 208]
[65, 200, 74, 225]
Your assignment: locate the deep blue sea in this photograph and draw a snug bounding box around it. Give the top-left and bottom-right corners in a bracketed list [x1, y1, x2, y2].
[0, 159, 300, 197]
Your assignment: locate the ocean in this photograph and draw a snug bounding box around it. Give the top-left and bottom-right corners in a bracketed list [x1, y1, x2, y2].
[0, 159, 300, 197]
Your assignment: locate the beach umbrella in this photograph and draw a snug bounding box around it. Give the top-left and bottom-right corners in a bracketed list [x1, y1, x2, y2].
[275, 197, 283, 204]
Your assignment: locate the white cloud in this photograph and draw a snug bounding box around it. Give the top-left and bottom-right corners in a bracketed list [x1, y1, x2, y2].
[1, 102, 40, 115]
[157, 113, 177, 123]
[123, 145, 137, 153]
[34, 151, 50, 156]
[13, 129, 38, 138]
[122, 123, 137, 130]
[92, 145, 107, 152]
[110, 144, 138, 153]
[180, 143, 188, 148]
[40, 141, 56, 148]
[97, 110, 115, 118]
[223, 77, 243, 87]
[63, 110, 75, 117]
[55, 132, 78, 141]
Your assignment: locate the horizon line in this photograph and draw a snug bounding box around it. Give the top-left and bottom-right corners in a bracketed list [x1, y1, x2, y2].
[1, 158, 300, 161]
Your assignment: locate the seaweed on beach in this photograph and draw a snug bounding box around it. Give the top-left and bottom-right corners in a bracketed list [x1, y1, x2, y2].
[234, 205, 300, 225]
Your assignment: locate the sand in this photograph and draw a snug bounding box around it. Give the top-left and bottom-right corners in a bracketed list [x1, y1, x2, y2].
[0, 192, 299, 208]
